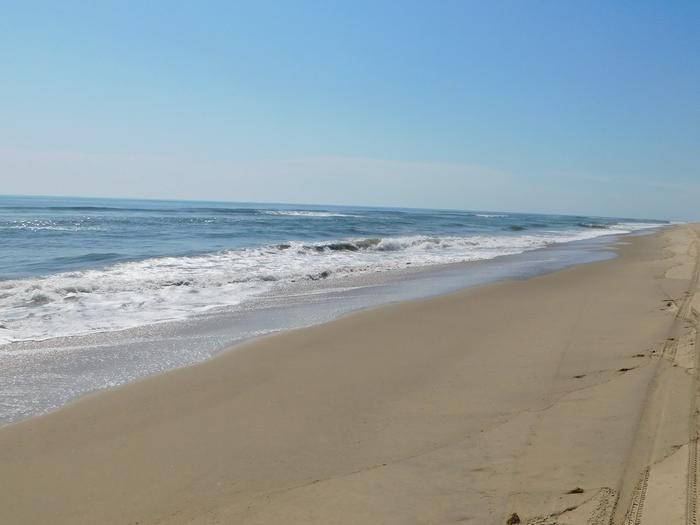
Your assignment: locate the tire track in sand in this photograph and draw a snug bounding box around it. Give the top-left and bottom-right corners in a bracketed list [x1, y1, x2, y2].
[623, 226, 700, 525]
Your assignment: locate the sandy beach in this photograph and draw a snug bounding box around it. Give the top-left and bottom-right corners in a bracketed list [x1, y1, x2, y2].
[1, 224, 698, 524]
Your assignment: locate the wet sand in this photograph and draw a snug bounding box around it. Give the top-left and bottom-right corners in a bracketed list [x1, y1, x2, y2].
[1, 225, 698, 524]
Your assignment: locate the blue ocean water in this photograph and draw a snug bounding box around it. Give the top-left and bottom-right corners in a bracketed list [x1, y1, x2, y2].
[0, 194, 666, 344]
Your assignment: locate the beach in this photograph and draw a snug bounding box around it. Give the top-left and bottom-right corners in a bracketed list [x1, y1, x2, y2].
[1, 196, 660, 425]
[1, 224, 698, 524]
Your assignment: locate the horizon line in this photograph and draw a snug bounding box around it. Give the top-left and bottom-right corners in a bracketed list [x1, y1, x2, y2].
[0, 192, 672, 223]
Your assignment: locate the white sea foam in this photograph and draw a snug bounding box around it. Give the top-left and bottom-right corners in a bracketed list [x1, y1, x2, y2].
[262, 210, 359, 218]
[0, 222, 663, 344]
[1, 219, 101, 232]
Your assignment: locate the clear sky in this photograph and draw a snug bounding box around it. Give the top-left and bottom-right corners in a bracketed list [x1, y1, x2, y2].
[1, 1, 698, 220]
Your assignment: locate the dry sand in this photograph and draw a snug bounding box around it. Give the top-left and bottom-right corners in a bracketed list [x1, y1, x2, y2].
[1, 225, 699, 525]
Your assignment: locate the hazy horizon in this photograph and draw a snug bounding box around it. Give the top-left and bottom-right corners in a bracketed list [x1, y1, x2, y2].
[0, 192, 678, 223]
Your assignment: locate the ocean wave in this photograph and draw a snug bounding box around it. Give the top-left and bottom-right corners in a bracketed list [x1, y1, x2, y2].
[578, 222, 609, 229]
[0, 222, 664, 344]
[262, 210, 360, 218]
[0, 217, 105, 233]
[2, 224, 76, 232]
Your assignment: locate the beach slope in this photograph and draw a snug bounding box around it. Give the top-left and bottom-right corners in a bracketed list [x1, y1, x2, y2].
[1, 225, 699, 524]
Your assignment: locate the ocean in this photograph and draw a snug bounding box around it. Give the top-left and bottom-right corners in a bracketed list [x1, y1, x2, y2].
[0, 194, 667, 423]
[0, 194, 666, 344]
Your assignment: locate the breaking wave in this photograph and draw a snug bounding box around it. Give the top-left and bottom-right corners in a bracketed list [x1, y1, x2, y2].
[0, 221, 663, 344]
[262, 210, 360, 218]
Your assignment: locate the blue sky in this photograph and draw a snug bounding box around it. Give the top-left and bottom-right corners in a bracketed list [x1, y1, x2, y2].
[1, 1, 698, 220]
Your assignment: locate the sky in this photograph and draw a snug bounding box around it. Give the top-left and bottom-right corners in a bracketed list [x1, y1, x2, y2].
[1, 1, 698, 220]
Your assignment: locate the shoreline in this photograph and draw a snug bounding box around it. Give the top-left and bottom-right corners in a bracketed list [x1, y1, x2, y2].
[0, 235, 615, 427]
[1, 224, 698, 524]
[0, 229, 636, 426]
